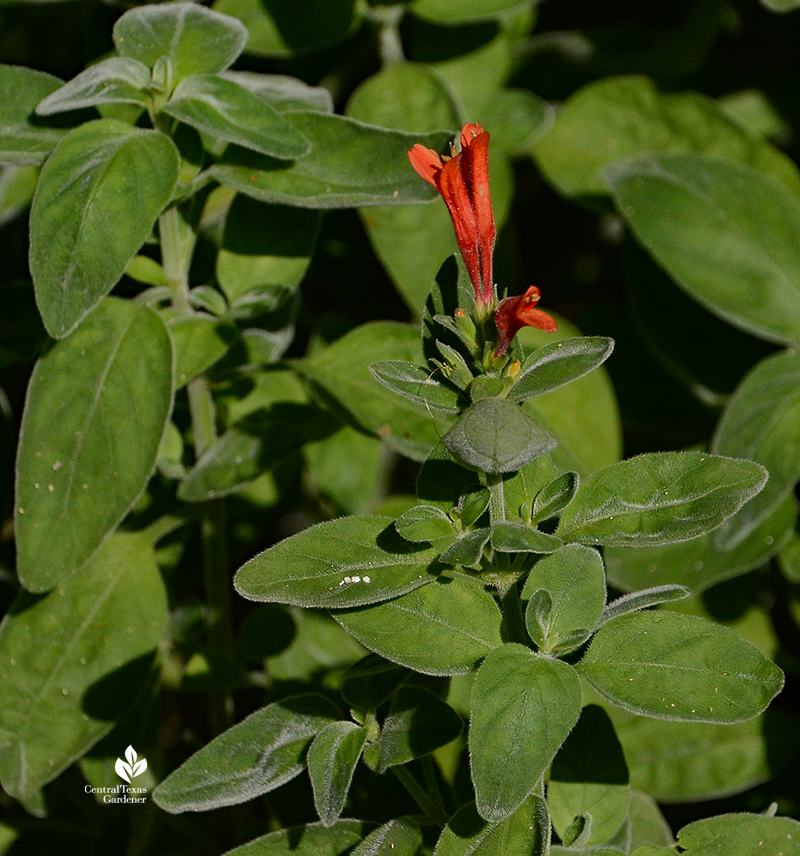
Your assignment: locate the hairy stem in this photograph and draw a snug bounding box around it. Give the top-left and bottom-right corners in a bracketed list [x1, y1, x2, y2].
[392, 766, 449, 827]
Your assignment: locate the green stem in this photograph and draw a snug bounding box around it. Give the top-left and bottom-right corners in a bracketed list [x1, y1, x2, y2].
[422, 755, 446, 815]
[392, 766, 448, 827]
[487, 472, 506, 525]
[501, 582, 528, 644]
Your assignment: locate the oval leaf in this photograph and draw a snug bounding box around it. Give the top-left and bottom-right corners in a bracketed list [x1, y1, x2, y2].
[30, 120, 180, 338]
[15, 299, 173, 592]
[153, 694, 340, 813]
[36, 57, 151, 115]
[677, 813, 800, 855]
[219, 820, 371, 856]
[335, 576, 503, 676]
[470, 644, 582, 822]
[308, 721, 367, 827]
[235, 515, 441, 609]
[0, 65, 66, 164]
[578, 611, 784, 723]
[370, 361, 464, 414]
[395, 505, 455, 542]
[556, 452, 768, 547]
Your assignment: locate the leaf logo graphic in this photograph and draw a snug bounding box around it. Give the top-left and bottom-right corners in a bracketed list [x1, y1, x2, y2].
[115, 745, 148, 783]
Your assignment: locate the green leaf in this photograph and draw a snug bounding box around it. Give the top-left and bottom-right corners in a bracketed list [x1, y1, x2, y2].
[0, 533, 167, 800]
[579, 611, 784, 723]
[370, 686, 461, 772]
[220, 820, 371, 856]
[307, 721, 367, 827]
[711, 350, 800, 547]
[548, 705, 630, 847]
[352, 818, 423, 856]
[370, 361, 464, 414]
[534, 76, 800, 200]
[220, 71, 333, 114]
[556, 452, 768, 547]
[153, 694, 339, 813]
[235, 515, 441, 609]
[213, 0, 358, 58]
[341, 656, 410, 712]
[29, 119, 179, 338]
[434, 796, 551, 856]
[178, 404, 336, 501]
[443, 398, 557, 474]
[410, 0, 529, 24]
[35, 57, 151, 115]
[113, 3, 247, 82]
[598, 586, 692, 628]
[490, 522, 562, 554]
[211, 113, 451, 208]
[532, 472, 579, 523]
[439, 527, 491, 567]
[299, 322, 452, 461]
[677, 813, 800, 855]
[395, 505, 455, 542]
[469, 644, 582, 822]
[335, 576, 503, 676]
[0, 65, 66, 165]
[15, 299, 173, 592]
[611, 708, 800, 802]
[521, 545, 606, 649]
[608, 152, 800, 346]
[605, 493, 796, 593]
[510, 338, 614, 403]
[479, 89, 554, 156]
[163, 74, 310, 159]
[628, 790, 675, 849]
[169, 313, 237, 388]
[217, 195, 320, 303]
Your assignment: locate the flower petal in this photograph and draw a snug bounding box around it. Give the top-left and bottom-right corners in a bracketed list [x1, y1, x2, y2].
[408, 144, 443, 187]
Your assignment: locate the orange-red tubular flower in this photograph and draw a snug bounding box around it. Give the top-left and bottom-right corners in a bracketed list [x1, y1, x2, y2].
[494, 286, 557, 357]
[408, 123, 496, 306]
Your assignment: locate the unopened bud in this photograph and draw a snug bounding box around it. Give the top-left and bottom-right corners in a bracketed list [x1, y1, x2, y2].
[506, 359, 521, 379]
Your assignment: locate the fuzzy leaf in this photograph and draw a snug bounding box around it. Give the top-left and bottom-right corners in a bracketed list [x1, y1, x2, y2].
[307, 721, 367, 827]
[35, 57, 151, 115]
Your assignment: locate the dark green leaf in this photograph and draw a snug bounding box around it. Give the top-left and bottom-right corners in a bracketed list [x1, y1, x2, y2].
[15, 299, 173, 591]
[113, 3, 247, 82]
[0, 65, 66, 165]
[711, 350, 800, 547]
[470, 644, 582, 821]
[341, 656, 410, 712]
[335, 576, 503, 676]
[439, 527, 491, 567]
[677, 813, 800, 855]
[433, 796, 551, 856]
[532, 472, 579, 522]
[235, 515, 441, 609]
[220, 820, 371, 856]
[422, 254, 478, 365]
[460, 486, 491, 527]
[169, 313, 237, 387]
[35, 57, 151, 115]
[370, 361, 464, 414]
[607, 153, 800, 346]
[0, 533, 167, 800]
[556, 452, 768, 547]
[443, 398, 557, 474]
[479, 89, 554, 156]
[163, 74, 310, 159]
[549, 706, 630, 846]
[410, 0, 528, 24]
[307, 721, 367, 827]
[30, 119, 179, 338]
[153, 694, 339, 813]
[211, 113, 450, 208]
[491, 522, 562, 554]
[417, 440, 479, 514]
[579, 611, 784, 723]
[395, 505, 455, 542]
[371, 686, 462, 772]
[510, 338, 614, 403]
[598, 586, 692, 628]
[503, 454, 565, 522]
[220, 71, 333, 113]
[352, 818, 423, 856]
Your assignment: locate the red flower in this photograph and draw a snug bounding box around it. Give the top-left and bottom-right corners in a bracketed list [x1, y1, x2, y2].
[408, 123, 496, 306]
[494, 286, 557, 357]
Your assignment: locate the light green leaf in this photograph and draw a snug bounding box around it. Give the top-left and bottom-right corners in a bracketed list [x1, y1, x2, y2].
[548, 705, 630, 846]
[522, 545, 606, 649]
[396, 505, 455, 542]
[0, 65, 66, 165]
[370, 361, 464, 414]
[491, 522, 562, 554]
[220, 71, 333, 113]
[629, 790, 675, 849]
[335, 576, 503, 676]
[608, 152, 800, 346]
[0, 533, 167, 800]
[598, 586, 691, 628]
[299, 322, 452, 461]
[213, 0, 358, 58]
[711, 350, 800, 547]
[579, 611, 784, 723]
[35, 57, 151, 115]
[556, 452, 768, 547]
[235, 515, 441, 609]
[308, 721, 367, 827]
[434, 796, 551, 856]
[532, 472, 579, 523]
[163, 74, 310, 159]
[211, 113, 450, 208]
[677, 813, 800, 855]
[410, 0, 529, 24]
[217, 195, 320, 303]
[352, 818, 422, 856]
[113, 2, 247, 82]
[15, 299, 173, 592]
[153, 694, 339, 813]
[169, 313, 237, 388]
[220, 820, 371, 856]
[470, 644, 582, 821]
[440, 527, 490, 567]
[534, 76, 800, 199]
[479, 89, 554, 156]
[29, 119, 179, 338]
